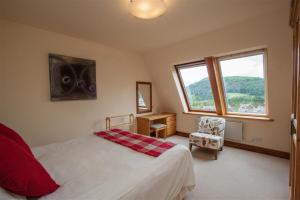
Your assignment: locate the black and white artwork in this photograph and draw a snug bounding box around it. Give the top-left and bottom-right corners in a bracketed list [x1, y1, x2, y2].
[49, 54, 97, 101]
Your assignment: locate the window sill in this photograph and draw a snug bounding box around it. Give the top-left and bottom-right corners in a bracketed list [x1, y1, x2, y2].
[183, 111, 274, 121]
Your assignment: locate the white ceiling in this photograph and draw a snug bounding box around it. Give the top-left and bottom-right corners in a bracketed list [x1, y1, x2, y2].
[0, 0, 288, 53]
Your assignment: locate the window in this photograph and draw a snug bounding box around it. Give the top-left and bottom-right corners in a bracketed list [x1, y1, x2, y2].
[176, 62, 216, 112]
[175, 49, 268, 118]
[219, 52, 266, 114]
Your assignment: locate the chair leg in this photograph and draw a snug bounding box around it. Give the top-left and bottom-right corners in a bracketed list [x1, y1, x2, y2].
[189, 143, 193, 151]
[164, 128, 167, 140]
[214, 150, 218, 160]
[155, 130, 158, 138]
[220, 147, 223, 151]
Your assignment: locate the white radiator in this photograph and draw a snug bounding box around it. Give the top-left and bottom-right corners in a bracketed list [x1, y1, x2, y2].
[224, 121, 243, 142]
[196, 118, 243, 142]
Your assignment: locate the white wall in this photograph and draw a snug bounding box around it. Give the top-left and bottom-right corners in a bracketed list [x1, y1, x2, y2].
[0, 20, 160, 147]
[143, 7, 292, 152]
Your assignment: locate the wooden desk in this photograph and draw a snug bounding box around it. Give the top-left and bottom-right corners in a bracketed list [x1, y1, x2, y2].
[136, 113, 176, 137]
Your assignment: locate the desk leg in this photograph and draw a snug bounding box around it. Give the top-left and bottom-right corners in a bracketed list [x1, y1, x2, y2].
[147, 120, 151, 136]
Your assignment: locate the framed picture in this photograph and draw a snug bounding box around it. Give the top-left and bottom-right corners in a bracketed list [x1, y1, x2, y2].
[49, 54, 97, 101]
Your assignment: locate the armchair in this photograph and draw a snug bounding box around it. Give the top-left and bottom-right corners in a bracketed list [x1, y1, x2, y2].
[189, 116, 225, 160]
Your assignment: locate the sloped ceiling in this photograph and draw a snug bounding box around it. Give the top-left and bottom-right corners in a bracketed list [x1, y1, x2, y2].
[0, 0, 288, 52]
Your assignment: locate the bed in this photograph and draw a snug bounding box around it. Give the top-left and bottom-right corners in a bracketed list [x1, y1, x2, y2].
[0, 114, 195, 200]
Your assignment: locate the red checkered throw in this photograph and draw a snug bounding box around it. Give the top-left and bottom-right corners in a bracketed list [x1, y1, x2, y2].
[95, 129, 176, 157]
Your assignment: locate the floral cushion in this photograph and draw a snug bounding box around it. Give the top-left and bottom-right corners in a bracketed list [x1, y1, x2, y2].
[198, 117, 225, 136]
[189, 132, 222, 150]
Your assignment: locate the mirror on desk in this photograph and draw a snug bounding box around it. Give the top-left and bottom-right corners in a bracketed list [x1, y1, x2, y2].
[136, 81, 152, 114]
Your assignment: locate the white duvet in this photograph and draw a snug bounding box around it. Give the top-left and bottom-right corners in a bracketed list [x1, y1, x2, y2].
[1, 135, 195, 200]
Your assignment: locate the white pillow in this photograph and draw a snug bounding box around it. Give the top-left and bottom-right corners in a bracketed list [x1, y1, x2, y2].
[0, 188, 26, 200]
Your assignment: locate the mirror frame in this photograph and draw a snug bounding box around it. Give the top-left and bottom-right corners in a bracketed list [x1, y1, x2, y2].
[136, 81, 152, 114]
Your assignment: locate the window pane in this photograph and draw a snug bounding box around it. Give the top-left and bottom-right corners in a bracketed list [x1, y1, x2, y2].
[179, 64, 216, 111]
[219, 53, 266, 114]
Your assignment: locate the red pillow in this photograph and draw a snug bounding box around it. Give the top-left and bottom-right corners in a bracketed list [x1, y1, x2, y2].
[0, 135, 59, 197]
[0, 122, 33, 155]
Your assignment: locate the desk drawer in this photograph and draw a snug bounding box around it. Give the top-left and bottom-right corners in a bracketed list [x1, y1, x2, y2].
[167, 126, 176, 136]
[167, 116, 176, 122]
[167, 121, 176, 128]
[166, 117, 176, 136]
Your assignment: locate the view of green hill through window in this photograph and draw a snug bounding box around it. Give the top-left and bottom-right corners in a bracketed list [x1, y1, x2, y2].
[179, 64, 216, 111]
[186, 76, 265, 113]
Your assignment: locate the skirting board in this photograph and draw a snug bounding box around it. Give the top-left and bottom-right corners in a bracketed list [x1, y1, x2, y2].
[176, 131, 290, 159]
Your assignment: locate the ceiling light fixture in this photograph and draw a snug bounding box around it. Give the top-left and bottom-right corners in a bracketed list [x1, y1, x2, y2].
[129, 0, 167, 19]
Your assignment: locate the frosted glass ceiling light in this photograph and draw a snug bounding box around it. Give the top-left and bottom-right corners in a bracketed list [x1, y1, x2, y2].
[129, 0, 167, 19]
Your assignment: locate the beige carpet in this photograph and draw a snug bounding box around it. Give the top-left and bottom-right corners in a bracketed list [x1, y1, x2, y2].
[167, 135, 290, 200]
